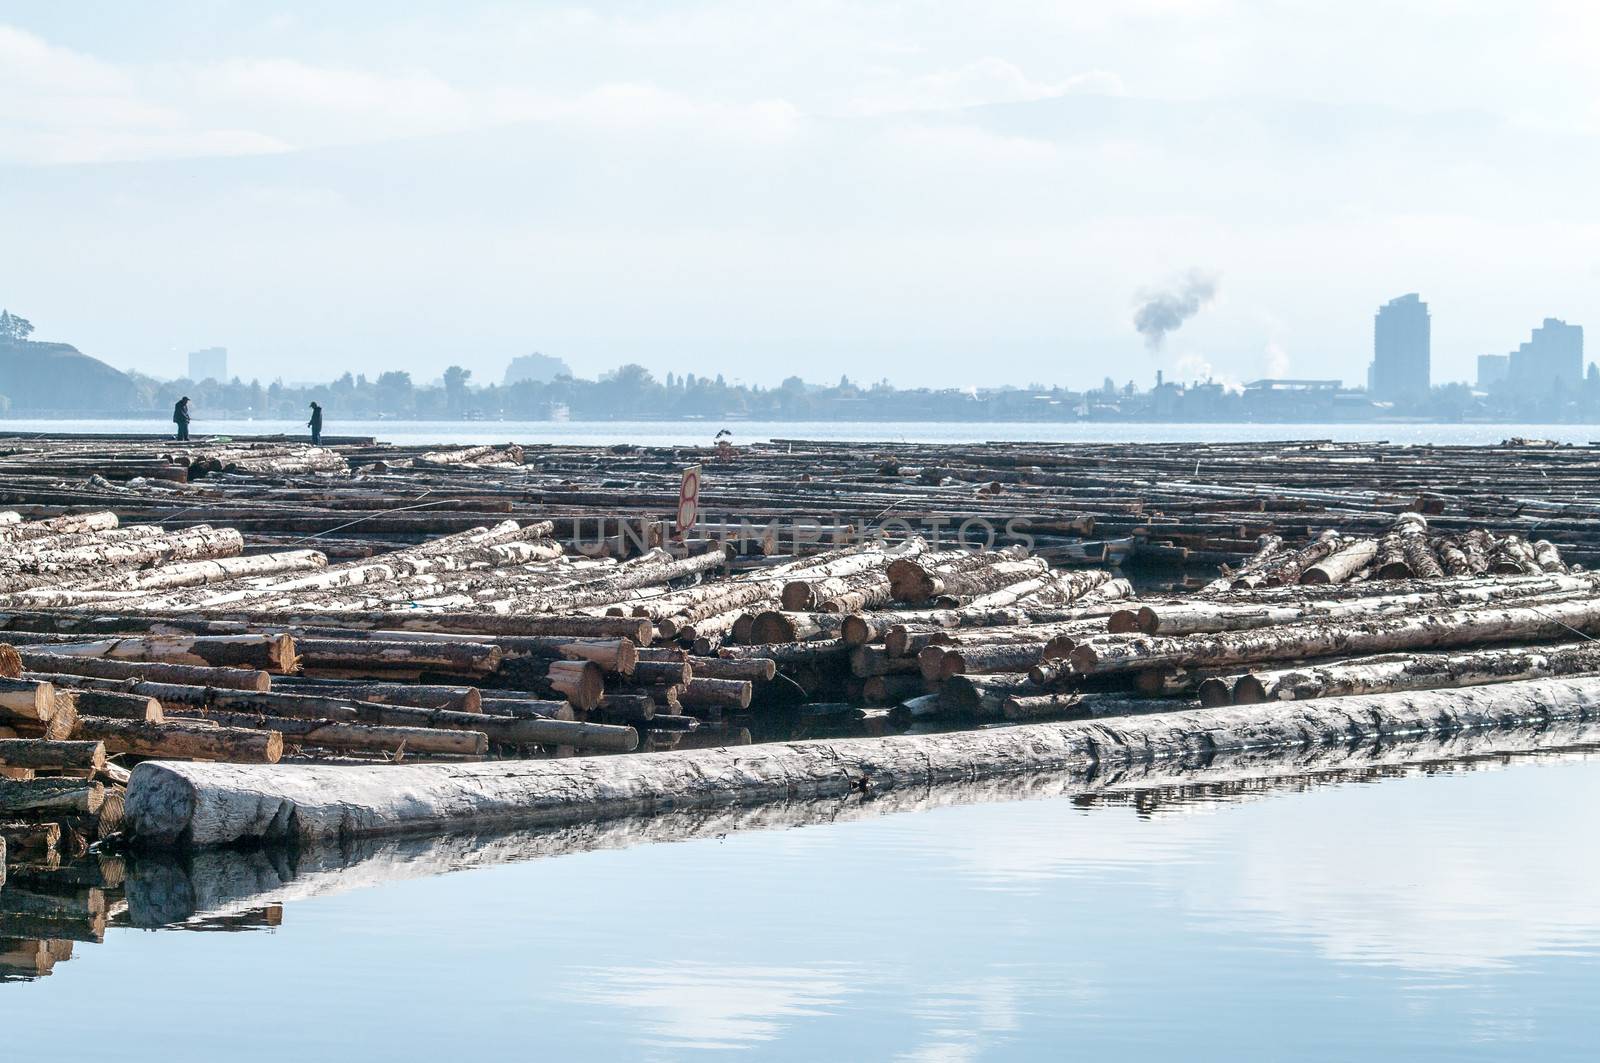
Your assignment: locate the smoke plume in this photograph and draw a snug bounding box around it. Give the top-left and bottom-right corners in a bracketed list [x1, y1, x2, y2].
[1133, 269, 1219, 349]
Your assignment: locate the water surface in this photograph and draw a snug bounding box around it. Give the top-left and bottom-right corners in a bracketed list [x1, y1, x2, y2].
[2, 418, 1595, 447]
[4, 733, 1598, 1061]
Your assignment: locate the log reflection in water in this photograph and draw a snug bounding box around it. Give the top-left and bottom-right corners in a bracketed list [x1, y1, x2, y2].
[125, 718, 1600, 927]
[5, 719, 1599, 982]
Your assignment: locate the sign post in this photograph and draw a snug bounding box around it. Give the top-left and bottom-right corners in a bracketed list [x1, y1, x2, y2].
[676, 464, 701, 540]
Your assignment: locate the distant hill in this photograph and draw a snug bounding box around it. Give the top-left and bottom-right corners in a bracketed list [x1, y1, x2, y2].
[0, 338, 136, 413]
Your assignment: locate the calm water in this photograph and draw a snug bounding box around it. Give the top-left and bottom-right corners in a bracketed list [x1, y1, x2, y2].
[2, 417, 1598, 447]
[4, 735, 1600, 1060]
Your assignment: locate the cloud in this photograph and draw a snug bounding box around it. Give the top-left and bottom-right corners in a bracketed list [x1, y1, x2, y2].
[886, 122, 1062, 165]
[0, 24, 290, 164]
[0, 23, 803, 165]
[850, 57, 1124, 116]
[573, 964, 853, 1050]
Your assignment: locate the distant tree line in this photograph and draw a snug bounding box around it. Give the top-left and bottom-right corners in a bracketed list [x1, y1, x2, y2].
[9, 306, 1600, 422]
[113, 364, 1083, 422]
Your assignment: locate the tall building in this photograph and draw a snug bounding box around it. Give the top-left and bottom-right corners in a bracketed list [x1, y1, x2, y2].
[1368, 293, 1430, 400]
[188, 346, 228, 382]
[1507, 318, 1582, 394]
[1477, 354, 1509, 388]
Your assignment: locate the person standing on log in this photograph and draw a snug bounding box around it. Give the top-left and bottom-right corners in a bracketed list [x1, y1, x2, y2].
[308, 401, 324, 445]
[172, 396, 192, 442]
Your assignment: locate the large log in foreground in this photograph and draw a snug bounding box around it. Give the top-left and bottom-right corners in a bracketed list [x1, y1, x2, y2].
[125, 674, 1600, 848]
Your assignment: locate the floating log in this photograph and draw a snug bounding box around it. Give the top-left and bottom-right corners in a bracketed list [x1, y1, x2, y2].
[124, 675, 1600, 848]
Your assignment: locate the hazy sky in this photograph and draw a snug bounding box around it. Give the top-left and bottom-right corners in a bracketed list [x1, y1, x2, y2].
[3, 1, 1598, 390]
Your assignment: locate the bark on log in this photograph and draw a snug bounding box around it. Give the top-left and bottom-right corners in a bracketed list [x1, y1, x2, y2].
[294, 638, 502, 679]
[167, 712, 485, 757]
[74, 717, 283, 763]
[204, 611, 655, 644]
[1073, 595, 1600, 676]
[15, 650, 272, 691]
[0, 778, 103, 816]
[0, 740, 105, 772]
[124, 675, 1600, 848]
[0, 677, 55, 721]
[478, 697, 575, 720]
[1127, 575, 1600, 637]
[1231, 641, 1600, 704]
[679, 677, 753, 710]
[1300, 537, 1380, 585]
[39, 634, 298, 673]
[269, 680, 479, 712]
[57, 688, 164, 722]
[685, 656, 775, 682]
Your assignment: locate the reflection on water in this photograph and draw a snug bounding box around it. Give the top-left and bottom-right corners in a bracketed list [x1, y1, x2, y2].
[5, 726, 1600, 1060]
[580, 964, 857, 1051]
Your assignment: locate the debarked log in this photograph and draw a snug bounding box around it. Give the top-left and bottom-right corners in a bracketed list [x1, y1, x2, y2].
[124, 675, 1600, 849]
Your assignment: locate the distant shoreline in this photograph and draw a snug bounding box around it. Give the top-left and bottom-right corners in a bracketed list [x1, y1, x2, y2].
[0, 418, 1593, 449]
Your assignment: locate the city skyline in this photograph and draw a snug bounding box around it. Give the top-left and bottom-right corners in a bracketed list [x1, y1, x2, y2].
[25, 294, 1587, 397]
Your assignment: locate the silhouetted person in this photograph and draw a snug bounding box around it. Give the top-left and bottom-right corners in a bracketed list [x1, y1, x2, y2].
[172, 396, 192, 441]
[308, 401, 323, 445]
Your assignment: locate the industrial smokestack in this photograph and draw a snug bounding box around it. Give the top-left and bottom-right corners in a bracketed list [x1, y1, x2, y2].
[1133, 270, 1219, 350]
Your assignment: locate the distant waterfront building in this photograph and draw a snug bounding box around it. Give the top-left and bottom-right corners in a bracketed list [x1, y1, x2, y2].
[1477, 354, 1509, 389]
[504, 351, 573, 386]
[1368, 294, 1430, 401]
[1506, 318, 1583, 394]
[188, 346, 228, 382]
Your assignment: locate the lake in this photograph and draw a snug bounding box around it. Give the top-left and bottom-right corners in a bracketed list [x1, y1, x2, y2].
[2, 417, 1597, 447]
[4, 730, 1599, 1061]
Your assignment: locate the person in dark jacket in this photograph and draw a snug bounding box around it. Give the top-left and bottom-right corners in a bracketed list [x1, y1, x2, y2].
[308, 401, 323, 445]
[172, 396, 192, 441]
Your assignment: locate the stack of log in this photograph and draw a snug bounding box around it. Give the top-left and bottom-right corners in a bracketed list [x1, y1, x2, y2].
[1, 645, 129, 888]
[1208, 512, 1574, 592]
[11, 435, 1600, 573]
[10, 433, 1600, 857]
